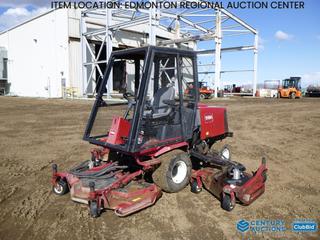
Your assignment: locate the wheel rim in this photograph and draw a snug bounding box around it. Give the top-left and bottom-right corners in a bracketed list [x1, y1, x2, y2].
[229, 201, 234, 210]
[54, 183, 63, 194]
[221, 148, 230, 160]
[171, 160, 188, 184]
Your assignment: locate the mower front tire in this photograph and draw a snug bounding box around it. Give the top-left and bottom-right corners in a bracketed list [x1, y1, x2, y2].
[221, 194, 235, 211]
[153, 150, 192, 193]
[89, 201, 101, 218]
[52, 179, 69, 196]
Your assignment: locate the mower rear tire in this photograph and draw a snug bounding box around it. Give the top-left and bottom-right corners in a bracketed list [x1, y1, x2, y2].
[153, 150, 192, 193]
[221, 194, 235, 212]
[290, 92, 296, 99]
[52, 179, 69, 196]
[89, 201, 101, 218]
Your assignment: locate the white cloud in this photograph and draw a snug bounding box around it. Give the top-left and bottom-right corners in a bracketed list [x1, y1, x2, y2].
[275, 30, 293, 41]
[0, 7, 49, 31]
[302, 72, 320, 87]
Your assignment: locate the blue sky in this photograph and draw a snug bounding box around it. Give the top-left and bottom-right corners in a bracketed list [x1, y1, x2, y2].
[0, 0, 319, 87]
[221, 0, 320, 87]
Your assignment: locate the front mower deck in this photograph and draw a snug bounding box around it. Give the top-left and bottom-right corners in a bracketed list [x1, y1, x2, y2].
[52, 161, 162, 217]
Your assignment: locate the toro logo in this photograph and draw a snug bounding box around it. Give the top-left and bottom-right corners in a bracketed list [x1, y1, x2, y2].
[204, 114, 213, 122]
[237, 219, 250, 232]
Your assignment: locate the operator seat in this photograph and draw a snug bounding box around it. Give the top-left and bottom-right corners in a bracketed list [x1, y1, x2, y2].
[146, 85, 175, 119]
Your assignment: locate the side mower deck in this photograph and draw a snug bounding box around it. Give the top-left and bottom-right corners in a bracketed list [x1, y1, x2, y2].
[191, 155, 267, 211]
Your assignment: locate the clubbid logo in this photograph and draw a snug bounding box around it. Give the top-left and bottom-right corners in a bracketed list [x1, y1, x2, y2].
[237, 220, 250, 232]
[292, 220, 318, 233]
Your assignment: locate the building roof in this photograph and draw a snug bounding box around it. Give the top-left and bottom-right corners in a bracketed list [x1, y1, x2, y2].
[0, 9, 55, 35]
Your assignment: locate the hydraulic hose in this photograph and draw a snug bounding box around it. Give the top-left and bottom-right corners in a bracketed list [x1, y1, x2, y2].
[69, 161, 128, 178]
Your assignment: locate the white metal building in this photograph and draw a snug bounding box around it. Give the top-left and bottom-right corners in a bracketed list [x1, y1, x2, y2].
[0, 9, 75, 97]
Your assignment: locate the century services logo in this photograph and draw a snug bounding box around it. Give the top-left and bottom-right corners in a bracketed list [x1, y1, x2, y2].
[237, 219, 250, 232]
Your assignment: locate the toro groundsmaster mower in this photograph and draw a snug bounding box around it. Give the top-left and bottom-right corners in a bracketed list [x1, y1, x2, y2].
[52, 46, 267, 217]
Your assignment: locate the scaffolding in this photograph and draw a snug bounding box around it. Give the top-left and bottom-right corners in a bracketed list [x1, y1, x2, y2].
[81, 0, 258, 98]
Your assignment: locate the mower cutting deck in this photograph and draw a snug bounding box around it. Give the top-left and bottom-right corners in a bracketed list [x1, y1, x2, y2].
[190, 154, 267, 211]
[52, 161, 162, 217]
[51, 46, 267, 217]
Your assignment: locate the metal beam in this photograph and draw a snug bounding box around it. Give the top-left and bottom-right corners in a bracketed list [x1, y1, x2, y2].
[81, 12, 87, 96]
[253, 33, 259, 97]
[83, 60, 107, 66]
[193, 19, 214, 25]
[179, 16, 211, 33]
[180, 8, 210, 15]
[180, 14, 216, 17]
[199, 69, 254, 74]
[158, 33, 216, 45]
[197, 45, 255, 55]
[106, 8, 113, 98]
[214, 9, 222, 98]
[80, 2, 258, 98]
[220, 8, 257, 34]
[149, 0, 157, 45]
[109, 16, 149, 30]
[83, 27, 106, 37]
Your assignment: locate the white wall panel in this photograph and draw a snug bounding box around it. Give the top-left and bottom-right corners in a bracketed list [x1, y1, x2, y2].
[0, 9, 69, 98]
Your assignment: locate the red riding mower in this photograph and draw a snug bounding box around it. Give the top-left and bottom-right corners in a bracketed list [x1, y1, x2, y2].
[52, 46, 267, 217]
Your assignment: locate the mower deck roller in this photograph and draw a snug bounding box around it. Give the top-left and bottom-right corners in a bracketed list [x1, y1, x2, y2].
[51, 46, 267, 217]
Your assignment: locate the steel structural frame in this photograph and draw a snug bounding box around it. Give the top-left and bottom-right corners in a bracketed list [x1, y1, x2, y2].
[81, 0, 258, 98]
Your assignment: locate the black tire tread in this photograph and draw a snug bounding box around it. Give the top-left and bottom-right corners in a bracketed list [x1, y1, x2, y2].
[53, 179, 69, 196]
[152, 150, 191, 193]
[89, 201, 100, 218]
[221, 194, 235, 212]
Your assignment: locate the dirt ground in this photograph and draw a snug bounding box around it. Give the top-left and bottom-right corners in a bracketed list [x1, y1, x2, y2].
[0, 96, 319, 240]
